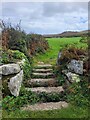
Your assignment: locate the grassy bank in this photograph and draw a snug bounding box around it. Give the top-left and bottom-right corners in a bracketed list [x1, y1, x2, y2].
[33, 37, 87, 65]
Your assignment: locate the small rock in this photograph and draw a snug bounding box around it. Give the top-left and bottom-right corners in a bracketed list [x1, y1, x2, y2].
[67, 59, 83, 75]
[65, 72, 81, 83]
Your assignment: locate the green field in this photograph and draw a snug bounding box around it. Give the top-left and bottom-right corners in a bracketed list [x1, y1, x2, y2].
[33, 37, 87, 65]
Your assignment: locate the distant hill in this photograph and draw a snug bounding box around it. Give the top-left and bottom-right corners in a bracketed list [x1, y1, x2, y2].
[43, 30, 89, 38]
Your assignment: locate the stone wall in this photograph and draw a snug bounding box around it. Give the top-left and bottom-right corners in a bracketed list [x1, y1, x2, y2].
[57, 51, 84, 86]
[0, 59, 25, 97]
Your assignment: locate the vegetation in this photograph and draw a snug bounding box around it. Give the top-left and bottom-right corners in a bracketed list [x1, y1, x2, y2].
[80, 35, 88, 43]
[2, 88, 66, 112]
[57, 46, 87, 73]
[26, 34, 49, 55]
[2, 105, 88, 118]
[1, 49, 31, 80]
[43, 30, 89, 38]
[2, 83, 89, 118]
[66, 78, 89, 107]
[1, 21, 48, 57]
[53, 37, 89, 119]
[33, 37, 87, 65]
[1, 21, 89, 119]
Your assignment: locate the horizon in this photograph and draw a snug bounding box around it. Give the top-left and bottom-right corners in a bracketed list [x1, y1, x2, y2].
[1, 2, 88, 34]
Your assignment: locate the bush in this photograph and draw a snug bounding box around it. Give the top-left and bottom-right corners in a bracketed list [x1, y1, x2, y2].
[12, 50, 26, 59]
[1, 49, 15, 64]
[56, 46, 86, 74]
[26, 34, 49, 55]
[1, 49, 32, 80]
[12, 50, 32, 80]
[66, 77, 89, 107]
[80, 35, 88, 43]
[8, 28, 27, 54]
[58, 46, 85, 64]
[2, 21, 49, 58]
[22, 58, 32, 80]
[1, 49, 27, 64]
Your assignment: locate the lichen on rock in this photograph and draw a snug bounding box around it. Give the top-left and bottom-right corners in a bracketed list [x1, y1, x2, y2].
[8, 70, 23, 96]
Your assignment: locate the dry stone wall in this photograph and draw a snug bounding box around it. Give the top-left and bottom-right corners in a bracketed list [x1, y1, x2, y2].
[0, 59, 25, 97]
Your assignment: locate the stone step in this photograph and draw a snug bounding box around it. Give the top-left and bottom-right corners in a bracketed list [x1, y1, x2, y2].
[38, 62, 44, 64]
[33, 68, 53, 73]
[28, 78, 58, 87]
[34, 64, 52, 69]
[32, 72, 54, 78]
[32, 72, 53, 76]
[37, 64, 52, 67]
[21, 101, 68, 111]
[26, 86, 64, 94]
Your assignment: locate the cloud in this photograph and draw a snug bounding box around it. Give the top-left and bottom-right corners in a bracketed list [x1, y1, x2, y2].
[42, 2, 88, 17]
[1, 2, 88, 34]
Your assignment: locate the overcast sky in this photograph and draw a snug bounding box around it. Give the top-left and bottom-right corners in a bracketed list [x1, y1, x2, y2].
[1, 2, 88, 34]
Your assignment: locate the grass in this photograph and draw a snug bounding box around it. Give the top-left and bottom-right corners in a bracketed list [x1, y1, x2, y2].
[2, 105, 88, 118]
[33, 37, 87, 65]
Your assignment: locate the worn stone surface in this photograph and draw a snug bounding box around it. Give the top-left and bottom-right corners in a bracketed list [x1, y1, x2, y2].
[65, 72, 81, 83]
[38, 62, 44, 64]
[32, 72, 53, 76]
[17, 59, 26, 68]
[26, 86, 64, 94]
[0, 64, 21, 75]
[67, 59, 83, 75]
[33, 68, 53, 72]
[21, 62, 69, 111]
[37, 64, 52, 67]
[57, 52, 62, 65]
[29, 78, 57, 87]
[8, 70, 23, 96]
[0, 75, 2, 80]
[21, 101, 68, 111]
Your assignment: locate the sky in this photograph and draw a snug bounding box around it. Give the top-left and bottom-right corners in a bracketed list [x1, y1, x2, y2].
[1, 1, 88, 34]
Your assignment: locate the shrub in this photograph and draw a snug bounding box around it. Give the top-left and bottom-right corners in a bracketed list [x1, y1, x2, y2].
[1, 49, 32, 80]
[26, 34, 49, 55]
[1, 21, 49, 58]
[80, 35, 88, 43]
[58, 46, 85, 64]
[8, 28, 27, 52]
[12, 50, 26, 59]
[66, 77, 89, 107]
[22, 58, 32, 80]
[1, 49, 15, 64]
